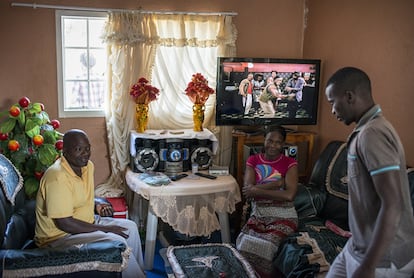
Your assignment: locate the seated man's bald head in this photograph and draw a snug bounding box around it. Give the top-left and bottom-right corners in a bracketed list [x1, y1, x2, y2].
[63, 129, 89, 151]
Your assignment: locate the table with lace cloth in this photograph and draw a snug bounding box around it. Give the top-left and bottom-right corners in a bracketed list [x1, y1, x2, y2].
[125, 168, 241, 270]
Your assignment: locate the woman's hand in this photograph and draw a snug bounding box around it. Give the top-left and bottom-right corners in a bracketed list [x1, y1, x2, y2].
[243, 184, 258, 199]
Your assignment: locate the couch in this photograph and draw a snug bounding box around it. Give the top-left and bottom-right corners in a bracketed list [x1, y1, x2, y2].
[274, 141, 414, 278]
[0, 154, 127, 278]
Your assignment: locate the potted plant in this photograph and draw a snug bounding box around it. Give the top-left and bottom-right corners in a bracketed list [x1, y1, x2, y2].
[0, 97, 63, 198]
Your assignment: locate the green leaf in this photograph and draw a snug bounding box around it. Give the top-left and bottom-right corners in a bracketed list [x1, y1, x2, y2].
[29, 103, 42, 114]
[25, 118, 41, 138]
[0, 141, 8, 152]
[24, 177, 40, 199]
[0, 118, 17, 133]
[42, 130, 57, 144]
[28, 114, 44, 126]
[13, 133, 29, 147]
[17, 108, 26, 127]
[38, 144, 58, 166]
[39, 111, 50, 125]
[10, 150, 27, 169]
[25, 156, 37, 173]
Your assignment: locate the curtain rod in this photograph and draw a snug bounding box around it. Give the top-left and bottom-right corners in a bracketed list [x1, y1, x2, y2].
[11, 2, 237, 16]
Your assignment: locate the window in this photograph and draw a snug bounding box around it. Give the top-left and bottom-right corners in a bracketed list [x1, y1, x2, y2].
[56, 10, 107, 118]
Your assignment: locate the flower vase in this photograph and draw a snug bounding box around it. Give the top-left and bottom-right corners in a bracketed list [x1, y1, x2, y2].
[192, 104, 205, 132]
[135, 103, 149, 133]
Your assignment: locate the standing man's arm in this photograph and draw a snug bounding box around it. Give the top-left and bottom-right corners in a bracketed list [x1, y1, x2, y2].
[353, 170, 403, 278]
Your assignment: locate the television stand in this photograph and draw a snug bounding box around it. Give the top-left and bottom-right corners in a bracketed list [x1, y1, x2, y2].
[233, 126, 263, 134]
[233, 125, 299, 134]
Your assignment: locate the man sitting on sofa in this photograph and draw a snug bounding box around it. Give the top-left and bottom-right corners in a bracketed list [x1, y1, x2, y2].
[34, 129, 145, 278]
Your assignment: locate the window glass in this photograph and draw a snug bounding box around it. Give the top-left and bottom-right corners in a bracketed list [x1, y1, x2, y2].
[56, 10, 107, 117]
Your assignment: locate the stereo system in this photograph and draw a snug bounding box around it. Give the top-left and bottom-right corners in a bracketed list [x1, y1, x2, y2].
[283, 144, 298, 158]
[130, 133, 215, 175]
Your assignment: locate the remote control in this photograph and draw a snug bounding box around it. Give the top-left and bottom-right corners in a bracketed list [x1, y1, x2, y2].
[170, 173, 188, 181]
[195, 172, 217, 179]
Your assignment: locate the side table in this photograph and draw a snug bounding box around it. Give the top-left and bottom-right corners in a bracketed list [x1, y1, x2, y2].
[125, 168, 241, 270]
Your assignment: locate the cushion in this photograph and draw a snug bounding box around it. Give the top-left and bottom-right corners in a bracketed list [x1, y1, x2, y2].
[319, 195, 349, 230]
[318, 142, 349, 230]
[0, 241, 128, 277]
[308, 141, 346, 192]
[0, 154, 23, 206]
[166, 243, 257, 278]
[294, 184, 326, 220]
[274, 227, 349, 278]
[106, 197, 128, 219]
[3, 214, 29, 249]
[323, 142, 348, 200]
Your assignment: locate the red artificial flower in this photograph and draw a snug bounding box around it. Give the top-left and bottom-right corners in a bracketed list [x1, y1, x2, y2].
[185, 73, 215, 105]
[130, 77, 160, 104]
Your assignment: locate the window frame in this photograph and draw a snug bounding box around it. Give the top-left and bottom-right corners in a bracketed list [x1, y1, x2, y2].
[55, 10, 108, 118]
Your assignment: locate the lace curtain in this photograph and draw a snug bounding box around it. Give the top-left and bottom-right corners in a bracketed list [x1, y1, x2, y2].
[97, 12, 237, 194]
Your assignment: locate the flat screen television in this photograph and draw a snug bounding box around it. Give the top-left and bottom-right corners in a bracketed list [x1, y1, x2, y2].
[215, 57, 321, 127]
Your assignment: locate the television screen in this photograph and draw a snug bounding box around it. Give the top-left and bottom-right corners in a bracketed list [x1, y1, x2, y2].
[215, 57, 321, 126]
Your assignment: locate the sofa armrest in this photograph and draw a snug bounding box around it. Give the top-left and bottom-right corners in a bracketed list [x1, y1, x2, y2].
[0, 241, 129, 277]
[294, 184, 326, 220]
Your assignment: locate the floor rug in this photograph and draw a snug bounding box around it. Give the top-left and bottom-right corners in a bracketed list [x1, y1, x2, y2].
[166, 243, 257, 278]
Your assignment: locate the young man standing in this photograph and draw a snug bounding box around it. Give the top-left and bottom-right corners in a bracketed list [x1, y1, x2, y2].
[325, 67, 414, 278]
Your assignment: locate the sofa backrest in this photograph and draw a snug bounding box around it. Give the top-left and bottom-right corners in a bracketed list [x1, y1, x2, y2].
[307, 141, 349, 230]
[1, 185, 34, 250]
[306, 141, 414, 230]
[407, 168, 414, 215]
[0, 154, 35, 249]
[0, 184, 9, 247]
[308, 141, 348, 194]
[1, 154, 23, 248]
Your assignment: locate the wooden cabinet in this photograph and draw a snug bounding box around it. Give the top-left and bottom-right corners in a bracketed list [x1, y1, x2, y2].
[232, 130, 315, 186]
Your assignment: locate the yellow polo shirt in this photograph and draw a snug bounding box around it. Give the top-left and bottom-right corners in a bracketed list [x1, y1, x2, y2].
[34, 157, 95, 247]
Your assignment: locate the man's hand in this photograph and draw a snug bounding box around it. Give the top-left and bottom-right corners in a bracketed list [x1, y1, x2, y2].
[95, 197, 114, 217]
[96, 203, 114, 217]
[102, 225, 129, 239]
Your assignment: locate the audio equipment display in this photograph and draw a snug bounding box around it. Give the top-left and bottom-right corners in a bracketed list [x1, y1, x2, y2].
[159, 138, 190, 175]
[190, 139, 214, 170]
[130, 129, 217, 175]
[284, 145, 298, 158]
[133, 138, 159, 173]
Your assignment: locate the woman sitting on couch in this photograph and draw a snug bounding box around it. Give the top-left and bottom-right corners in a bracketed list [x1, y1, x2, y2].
[236, 125, 299, 277]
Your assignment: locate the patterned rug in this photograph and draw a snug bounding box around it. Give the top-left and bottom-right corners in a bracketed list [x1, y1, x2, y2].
[165, 243, 257, 278]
